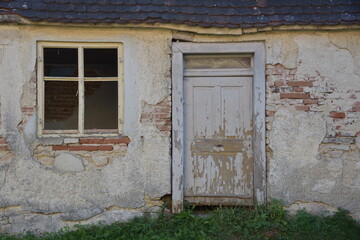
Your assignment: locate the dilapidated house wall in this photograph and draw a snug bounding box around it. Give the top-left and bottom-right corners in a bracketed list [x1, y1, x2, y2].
[0, 25, 359, 233]
[0, 0, 359, 234]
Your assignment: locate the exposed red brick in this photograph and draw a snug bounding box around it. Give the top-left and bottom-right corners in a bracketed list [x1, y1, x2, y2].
[295, 105, 310, 111]
[266, 69, 275, 75]
[280, 93, 310, 99]
[356, 132, 360, 137]
[103, 137, 130, 144]
[52, 145, 69, 151]
[98, 145, 114, 151]
[79, 137, 130, 145]
[158, 125, 171, 131]
[293, 87, 304, 92]
[79, 138, 105, 144]
[303, 99, 318, 105]
[153, 107, 171, 113]
[352, 102, 360, 112]
[140, 113, 151, 120]
[157, 99, 171, 107]
[267, 111, 276, 116]
[21, 106, 35, 112]
[330, 112, 346, 119]
[0, 146, 8, 151]
[349, 94, 357, 99]
[352, 107, 360, 112]
[155, 113, 171, 119]
[68, 145, 99, 151]
[287, 81, 313, 87]
[274, 81, 286, 87]
[0, 138, 7, 144]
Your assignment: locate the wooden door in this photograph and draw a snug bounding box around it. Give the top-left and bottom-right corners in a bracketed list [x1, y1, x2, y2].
[184, 76, 253, 205]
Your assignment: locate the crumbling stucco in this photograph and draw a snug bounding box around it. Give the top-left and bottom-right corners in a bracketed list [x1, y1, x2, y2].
[0, 24, 359, 233]
[0, 26, 172, 233]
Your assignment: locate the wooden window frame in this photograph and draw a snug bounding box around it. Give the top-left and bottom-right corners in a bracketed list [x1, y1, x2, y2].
[37, 41, 124, 137]
[171, 42, 266, 212]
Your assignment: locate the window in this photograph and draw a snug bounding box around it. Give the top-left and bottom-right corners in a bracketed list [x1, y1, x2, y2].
[37, 42, 124, 136]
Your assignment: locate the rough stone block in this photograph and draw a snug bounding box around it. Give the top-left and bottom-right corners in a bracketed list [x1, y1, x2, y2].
[329, 144, 350, 151]
[64, 138, 79, 144]
[323, 137, 355, 144]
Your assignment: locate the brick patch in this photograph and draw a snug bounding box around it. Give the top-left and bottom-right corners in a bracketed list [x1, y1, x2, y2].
[266, 63, 359, 151]
[80, 136, 130, 145]
[141, 97, 171, 135]
[295, 105, 310, 111]
[280, 93, 310, 99]
[287, 81, 313, 87]
[51, 137, 130, 151]
[0, 137, 9, 151]
[68, 145, 99, 151]
[52, 145, 69, 151]
[330, 112, 346, 119]
[0, 146, 8, 151]
[303, 99, 318, 105]
[98, 145, 114, 151]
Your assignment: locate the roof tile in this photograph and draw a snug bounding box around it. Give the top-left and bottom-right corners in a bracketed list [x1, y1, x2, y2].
[0, 0, 358, 28]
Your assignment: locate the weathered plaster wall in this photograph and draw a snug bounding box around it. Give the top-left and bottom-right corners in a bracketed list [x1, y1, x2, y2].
[190, 30, 360, 220]
[0, 24, 359, 233]
[0, 25, 172, 233]
[265, 32, 360, 220]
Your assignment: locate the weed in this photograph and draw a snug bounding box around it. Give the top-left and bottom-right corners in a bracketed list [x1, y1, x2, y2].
[0, 200, 359, 240]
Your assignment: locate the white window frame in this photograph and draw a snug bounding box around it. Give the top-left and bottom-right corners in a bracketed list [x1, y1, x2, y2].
[37, 41, 124, 137]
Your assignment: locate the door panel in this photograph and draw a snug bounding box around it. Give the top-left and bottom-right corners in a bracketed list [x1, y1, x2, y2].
[184, 77, 253, 205]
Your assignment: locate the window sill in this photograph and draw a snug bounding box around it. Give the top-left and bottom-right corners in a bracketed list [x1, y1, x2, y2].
[40, 129, 121, 138]
[36, 136, 131, 152]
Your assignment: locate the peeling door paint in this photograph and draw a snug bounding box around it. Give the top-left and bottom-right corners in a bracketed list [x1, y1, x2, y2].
[184, 76, 253, 205]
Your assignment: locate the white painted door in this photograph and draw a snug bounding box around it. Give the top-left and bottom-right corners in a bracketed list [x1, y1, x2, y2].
[184, 76, 253, 205]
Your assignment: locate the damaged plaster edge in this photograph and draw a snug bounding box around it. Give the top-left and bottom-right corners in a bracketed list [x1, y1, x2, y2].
[328, 37, 360, 77]
[1, 16, 359, 35]
[284, 200, 340, 216]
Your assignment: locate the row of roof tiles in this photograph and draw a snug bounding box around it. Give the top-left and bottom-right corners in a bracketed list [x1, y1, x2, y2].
[0, 0, 359, 28]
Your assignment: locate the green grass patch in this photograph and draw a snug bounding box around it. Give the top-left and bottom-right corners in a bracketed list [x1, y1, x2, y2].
[1, 200, 359, 240]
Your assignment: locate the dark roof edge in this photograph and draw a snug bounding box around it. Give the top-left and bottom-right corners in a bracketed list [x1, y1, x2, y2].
[0, 14, 359, 35]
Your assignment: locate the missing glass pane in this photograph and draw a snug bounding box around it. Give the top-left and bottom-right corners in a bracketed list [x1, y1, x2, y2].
[44, 48, 78, 77]
[84, 49, 117, 77]
[184, 54, 252, 69]
[44, 81, 78, 130]
[85, 81, 118, 130]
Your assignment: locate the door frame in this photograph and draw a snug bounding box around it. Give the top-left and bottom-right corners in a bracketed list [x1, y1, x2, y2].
[171, 42, 266, 213]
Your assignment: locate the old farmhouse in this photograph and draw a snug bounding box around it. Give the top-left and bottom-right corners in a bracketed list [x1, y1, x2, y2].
[0, 0, 359, 233]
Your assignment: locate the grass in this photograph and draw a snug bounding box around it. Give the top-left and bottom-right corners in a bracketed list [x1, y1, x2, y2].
[1, 200, 359, 240]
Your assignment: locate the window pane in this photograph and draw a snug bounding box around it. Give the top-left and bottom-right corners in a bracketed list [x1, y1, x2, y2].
[84, 49, 117, 77]
[44, 81, 78, 130]
[85, 81, 118, 129]
[44, 48, 78, 77]
[184, 54, 252, 69]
